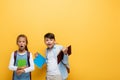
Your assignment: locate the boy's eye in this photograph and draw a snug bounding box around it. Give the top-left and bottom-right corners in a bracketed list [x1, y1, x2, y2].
[46, 39, 50, 41]
[46, 39, 49, 41]
[49, 39, 52, 41]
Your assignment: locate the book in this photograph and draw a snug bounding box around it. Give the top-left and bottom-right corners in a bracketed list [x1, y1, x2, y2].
[67, 45, 71, 56]
[34, 53, 46, 68]
[57, 45, 72, 64]
[17, 59, 27, 67]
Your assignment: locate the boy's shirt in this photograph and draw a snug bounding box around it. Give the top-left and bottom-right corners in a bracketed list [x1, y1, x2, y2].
[46, 44, 69, 79]
[46, 44, 63, 75]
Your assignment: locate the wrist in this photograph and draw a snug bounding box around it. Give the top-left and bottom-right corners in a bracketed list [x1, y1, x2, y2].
[22, 69, 25, 73]
[64, 52, 68, 55]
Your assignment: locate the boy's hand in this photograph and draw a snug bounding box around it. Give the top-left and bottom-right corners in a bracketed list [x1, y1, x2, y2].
[16, 69, 25, 75]
[34, 52, 39, 58]
[62, 47, 68, 55]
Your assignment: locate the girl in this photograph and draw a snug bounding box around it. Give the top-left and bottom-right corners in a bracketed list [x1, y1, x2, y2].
[9, 34, 34, 80]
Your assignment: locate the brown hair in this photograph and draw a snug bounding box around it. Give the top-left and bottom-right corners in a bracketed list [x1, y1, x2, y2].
[16, 34, 28, 51]
[44, 33, 55, 40]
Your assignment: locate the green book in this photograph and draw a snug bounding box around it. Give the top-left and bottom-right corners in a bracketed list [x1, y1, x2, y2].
[17, 59, 27, 67]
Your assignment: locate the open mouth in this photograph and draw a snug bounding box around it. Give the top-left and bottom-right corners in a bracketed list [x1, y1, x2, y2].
[20, 46, 23, 47]
[47, 44, 51, 46]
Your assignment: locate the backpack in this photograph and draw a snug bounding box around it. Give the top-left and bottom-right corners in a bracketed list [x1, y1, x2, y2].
[57, 45, 71, 73]
[61, 61, 70, 73]
[57, 51, 70, 73]
[12, 50, 31, 80]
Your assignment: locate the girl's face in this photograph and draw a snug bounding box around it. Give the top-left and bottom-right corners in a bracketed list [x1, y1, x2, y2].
[17, 37, 27, 51]
[44, 38, 55, 49]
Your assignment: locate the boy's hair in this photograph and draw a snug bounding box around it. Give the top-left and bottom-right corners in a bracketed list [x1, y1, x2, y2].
[44, 33, 55, 40]
[16, 34, 28, 51]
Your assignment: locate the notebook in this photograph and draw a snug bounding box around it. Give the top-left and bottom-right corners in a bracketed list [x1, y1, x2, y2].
[34, 53, 46, 68]
[57, 45, 72, 64]
[17, 59, 27, 67]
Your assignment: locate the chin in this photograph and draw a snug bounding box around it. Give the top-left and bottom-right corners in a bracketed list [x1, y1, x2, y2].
[48, 46, 53, 49]
[19, 48, 25, 51]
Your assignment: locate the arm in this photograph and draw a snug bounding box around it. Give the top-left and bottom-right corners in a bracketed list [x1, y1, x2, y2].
[62, 54, 69, 63]
[62, 47, 69, 66]
[24, 53, 34, 73]
[8, 52, 18, 71]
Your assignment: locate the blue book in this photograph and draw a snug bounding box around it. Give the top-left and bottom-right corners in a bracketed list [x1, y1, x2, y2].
[34, 53, 46, 68]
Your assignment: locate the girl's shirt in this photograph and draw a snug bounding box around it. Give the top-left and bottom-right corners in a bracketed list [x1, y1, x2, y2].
[9, 51, 34, 73]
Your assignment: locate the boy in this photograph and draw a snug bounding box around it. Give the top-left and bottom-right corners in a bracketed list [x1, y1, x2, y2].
[44, 33, 70, 80]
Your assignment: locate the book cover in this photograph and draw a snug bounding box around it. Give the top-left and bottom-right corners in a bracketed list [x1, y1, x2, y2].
[57, 45, 72, 64]
[34, 53, 46, 68]
[17, 59, 27, 67]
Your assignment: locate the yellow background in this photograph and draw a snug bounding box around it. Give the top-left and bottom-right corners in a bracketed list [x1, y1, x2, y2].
[0, 0, 120, 80]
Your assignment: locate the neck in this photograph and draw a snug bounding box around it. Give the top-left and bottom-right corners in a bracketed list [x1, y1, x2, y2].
[48, 44, 55, 50]
[18, 49, 26, 53]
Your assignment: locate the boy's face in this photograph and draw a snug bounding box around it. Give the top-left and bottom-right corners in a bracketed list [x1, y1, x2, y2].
[17, 37, 27, 51]
[44, 38, 55, 49]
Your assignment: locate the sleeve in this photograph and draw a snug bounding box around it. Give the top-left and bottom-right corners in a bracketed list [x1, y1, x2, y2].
[24, 53, 35, 73]
[62, 54, 69, 64]
[8, 52, 18, 71]
[56, 45, 64, 56]
[61, 46, 70, 68]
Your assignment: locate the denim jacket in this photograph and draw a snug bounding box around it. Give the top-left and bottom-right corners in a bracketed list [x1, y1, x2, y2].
[46, 44, 69, 80]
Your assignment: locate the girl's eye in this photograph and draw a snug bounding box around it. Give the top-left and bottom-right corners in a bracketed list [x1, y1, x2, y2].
[18, 41, 21, 43]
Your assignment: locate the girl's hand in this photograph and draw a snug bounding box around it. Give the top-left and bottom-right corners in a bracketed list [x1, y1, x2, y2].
[62, 47, 68, 55]
[34, 52, 39, 58]
[16, 69, 25, 75]
[17, 66, 27, 70]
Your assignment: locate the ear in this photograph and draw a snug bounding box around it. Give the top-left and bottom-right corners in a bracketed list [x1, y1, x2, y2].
[54, 41, 56, 44]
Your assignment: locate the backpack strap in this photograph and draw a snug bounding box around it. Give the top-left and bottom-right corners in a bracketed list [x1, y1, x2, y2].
[12, 50, 17, 80]
[27, 51, 30, 67]
[14, 50, 17, 66]
[26, 51, 31, 80]
[61, 61, 70, 73]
